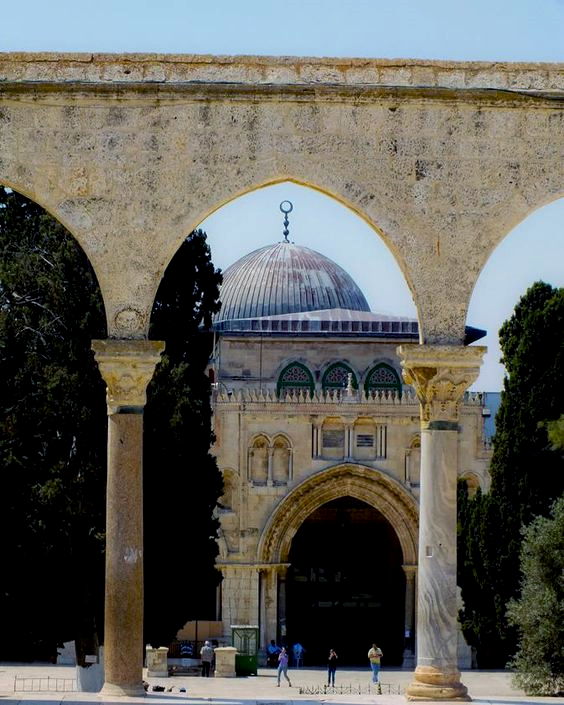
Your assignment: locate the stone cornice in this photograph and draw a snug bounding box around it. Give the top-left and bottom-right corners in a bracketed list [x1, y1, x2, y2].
[0, 53, 563, 92]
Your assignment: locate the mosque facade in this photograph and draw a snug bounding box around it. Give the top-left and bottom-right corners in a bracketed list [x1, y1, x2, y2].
[208, 207, 492, 666]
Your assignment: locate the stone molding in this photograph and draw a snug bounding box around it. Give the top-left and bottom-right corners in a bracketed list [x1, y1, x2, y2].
[2, 54, 564, 94]
[257, 463, 418, 565]
[398, 345, 486, 428]
[92, 339, 165, 414]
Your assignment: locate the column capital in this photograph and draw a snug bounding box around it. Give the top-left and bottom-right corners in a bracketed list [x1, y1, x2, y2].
[397, 345, 486, 429]
[92, 339, 165, 414]
[402, 564, 418, 578]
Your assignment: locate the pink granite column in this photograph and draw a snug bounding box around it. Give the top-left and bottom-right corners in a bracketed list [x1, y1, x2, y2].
[92, 339, 164, 697]
[398, 345, 484, 702]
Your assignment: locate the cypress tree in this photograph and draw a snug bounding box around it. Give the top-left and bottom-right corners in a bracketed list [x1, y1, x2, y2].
[458, 281, 564, 666]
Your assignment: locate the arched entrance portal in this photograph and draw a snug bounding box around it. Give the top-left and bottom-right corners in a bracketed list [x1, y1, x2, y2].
[257, 464, 418, 669]
[286, 496, 405, 665]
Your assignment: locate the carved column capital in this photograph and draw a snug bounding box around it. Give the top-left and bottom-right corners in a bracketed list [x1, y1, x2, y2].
[397, 345, 486, 429]
[92, 339, 165, 414]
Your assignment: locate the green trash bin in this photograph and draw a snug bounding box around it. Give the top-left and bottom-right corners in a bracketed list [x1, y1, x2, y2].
[231, 625, 258, 676]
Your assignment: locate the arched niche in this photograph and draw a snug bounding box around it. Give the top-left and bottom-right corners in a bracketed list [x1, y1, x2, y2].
[257, 463, 418, 567]
[248, 434, 270, 485]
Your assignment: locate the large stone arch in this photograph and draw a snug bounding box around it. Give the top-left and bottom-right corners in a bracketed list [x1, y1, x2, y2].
[257, 463, 418, 566]
[3, 55, 563, 342]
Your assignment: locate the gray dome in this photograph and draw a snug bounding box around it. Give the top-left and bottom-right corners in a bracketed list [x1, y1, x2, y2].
[216, 241, 370, 322]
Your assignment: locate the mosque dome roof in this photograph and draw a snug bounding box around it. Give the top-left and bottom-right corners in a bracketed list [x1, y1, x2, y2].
[216, 240, 371, 323]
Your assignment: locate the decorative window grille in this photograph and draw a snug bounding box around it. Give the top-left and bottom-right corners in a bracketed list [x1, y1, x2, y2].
[322, 362, 358, 390]
[365, 363, 402, 396]
[277, 362, 314, 396]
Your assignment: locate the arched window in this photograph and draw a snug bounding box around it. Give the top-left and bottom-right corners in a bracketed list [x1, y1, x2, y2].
[277, 361, 314, 397]
[249, 435, 269, 485]
[272, 435, 292, 484]
[321, 362, 358, 391]
[364, 363, 402, 396]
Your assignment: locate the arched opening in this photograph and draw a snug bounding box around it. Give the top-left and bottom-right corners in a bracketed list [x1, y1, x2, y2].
[285, 496, 405, 666]
[201, 181, 416, 320]
[468, 197, 564, 391]
[0, 184, 108, 662]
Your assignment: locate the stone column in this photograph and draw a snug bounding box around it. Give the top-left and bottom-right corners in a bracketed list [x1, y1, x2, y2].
[398, 344, 484, 702]
[92, 339, 165, 697]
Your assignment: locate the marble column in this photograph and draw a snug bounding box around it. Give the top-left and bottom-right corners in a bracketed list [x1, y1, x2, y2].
[398, 344, 485, 702]
[92, 339, 165, 697]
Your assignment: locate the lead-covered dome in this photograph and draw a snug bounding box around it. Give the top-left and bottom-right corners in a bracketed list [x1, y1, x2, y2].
[216, 241, 370, 323]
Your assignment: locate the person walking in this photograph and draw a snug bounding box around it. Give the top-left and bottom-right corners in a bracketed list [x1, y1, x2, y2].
[276, 647, 292, 687]
[200, 640, 214, 677]
[327, 648, 338, 687]
[367, 643, 383, 684]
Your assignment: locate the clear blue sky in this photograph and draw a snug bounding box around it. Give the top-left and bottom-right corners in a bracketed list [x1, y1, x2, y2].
[2, 0, 564, 390]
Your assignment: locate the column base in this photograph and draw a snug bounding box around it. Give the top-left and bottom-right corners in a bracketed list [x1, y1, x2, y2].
[405, 666, 471, 701]
[100, 681, 146, 698]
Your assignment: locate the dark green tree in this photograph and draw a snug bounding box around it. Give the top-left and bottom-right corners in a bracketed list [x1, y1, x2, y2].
[0, 185, 107, 663]
[458, 281, 564, 666]
[143, 229, 224, 647]
[0, 186, 224, 663]
[507, 494, 564, 694]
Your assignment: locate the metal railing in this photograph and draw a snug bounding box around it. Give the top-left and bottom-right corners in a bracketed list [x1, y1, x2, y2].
[14, 675, 77, 692]
[298, 681, 403, 695]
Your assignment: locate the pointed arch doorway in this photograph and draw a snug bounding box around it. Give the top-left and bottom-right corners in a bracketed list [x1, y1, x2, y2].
[257, 464, 418, 667]
[286, 496, 405, 665]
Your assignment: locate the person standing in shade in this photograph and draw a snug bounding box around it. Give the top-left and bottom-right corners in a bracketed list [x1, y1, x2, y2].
[327, 648, 338, 687]
[276, 647, 292, 687]
[200, 640, 214, 677]
[367, 643, 383, 684]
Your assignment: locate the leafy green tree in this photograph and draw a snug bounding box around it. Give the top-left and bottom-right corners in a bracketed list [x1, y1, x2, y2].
[507, 494, 564, 695]
[143, 229, 224, 647]
[458, 281, 564, 667]
[0, 186, 107, 663]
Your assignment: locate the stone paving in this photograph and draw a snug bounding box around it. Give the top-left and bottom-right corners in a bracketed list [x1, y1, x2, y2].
[0, 663, 557, 705]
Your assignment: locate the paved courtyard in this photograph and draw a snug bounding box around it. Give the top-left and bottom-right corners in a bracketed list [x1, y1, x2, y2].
[0, 663, 559, 705]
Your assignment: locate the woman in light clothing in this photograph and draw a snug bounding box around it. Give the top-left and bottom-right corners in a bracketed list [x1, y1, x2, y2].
[276, 647, 292, 687]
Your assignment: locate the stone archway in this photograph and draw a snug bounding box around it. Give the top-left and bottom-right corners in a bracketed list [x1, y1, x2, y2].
[258, 463, 418, 566]
[2, 53, 563, 697]
[256, 464, 418, 663]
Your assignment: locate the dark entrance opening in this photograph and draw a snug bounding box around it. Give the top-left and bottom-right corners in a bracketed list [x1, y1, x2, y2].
[285, 496, 405, 666]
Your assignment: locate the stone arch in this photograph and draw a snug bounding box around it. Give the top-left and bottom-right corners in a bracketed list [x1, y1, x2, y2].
[0, 180, 107, 316]
[459, 471, 483, 498]
[258, 463, 418, 566]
